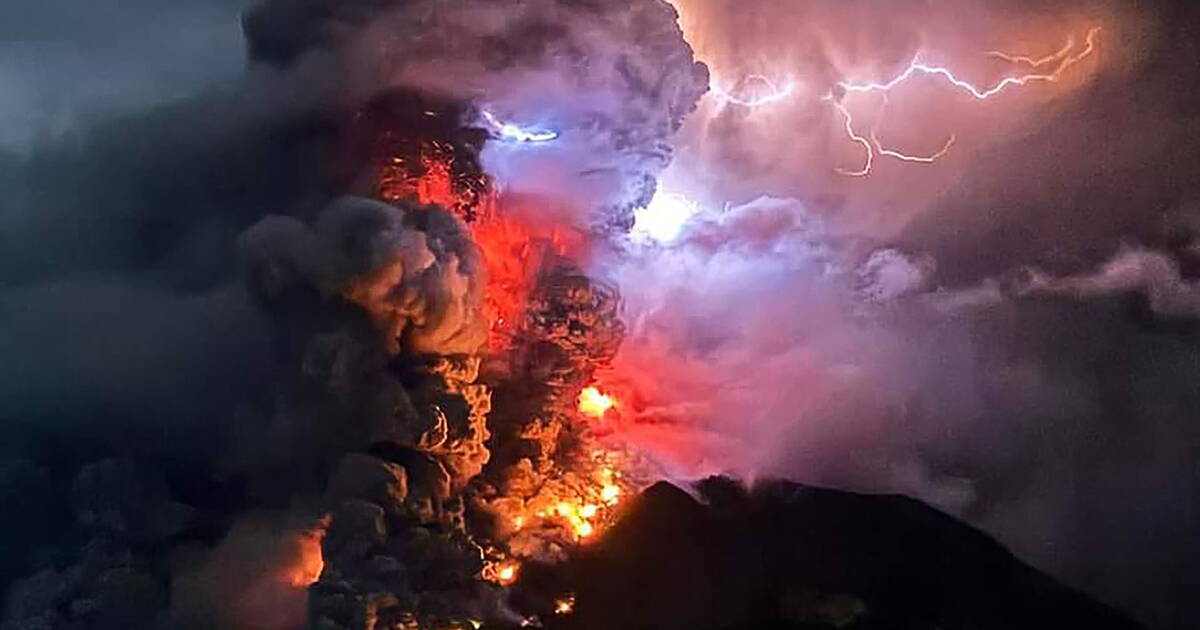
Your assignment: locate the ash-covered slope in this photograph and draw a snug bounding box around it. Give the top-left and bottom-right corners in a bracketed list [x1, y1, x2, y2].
[517, 477, 1144, 630]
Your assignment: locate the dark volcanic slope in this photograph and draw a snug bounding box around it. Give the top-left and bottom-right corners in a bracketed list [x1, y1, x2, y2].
[518, 477, 1143, 630]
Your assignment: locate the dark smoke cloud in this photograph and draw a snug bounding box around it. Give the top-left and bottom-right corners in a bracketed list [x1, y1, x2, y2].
[245, 0, 707, 229]
[0, 0, 350, 617]
[1, 0, 701, 628]
[0, 0, 251, 152]
[169, 514, 326, 630]
[240, 197, 487, 355]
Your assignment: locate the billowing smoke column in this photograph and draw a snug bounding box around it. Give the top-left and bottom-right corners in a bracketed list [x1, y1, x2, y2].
[237, 196, 500, 628]
[234, 0, 707, 626]
[0, 0, 706, 629]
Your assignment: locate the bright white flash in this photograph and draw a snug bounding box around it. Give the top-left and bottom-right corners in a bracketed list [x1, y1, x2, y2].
[632, 190, 699, 243]
[480, 110, 559, 143]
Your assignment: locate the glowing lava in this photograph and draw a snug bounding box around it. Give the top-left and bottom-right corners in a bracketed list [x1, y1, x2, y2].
[553, 501, 599, 539]
[491, 561, 520, 585]
[528, 466, 623, 541]
[579, 386, 617, 419]
[554, 595, 576, 615]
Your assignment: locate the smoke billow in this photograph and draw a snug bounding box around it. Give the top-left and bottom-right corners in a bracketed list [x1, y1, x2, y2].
[1022, 246, 1200, 318]
[595, 196, 975, 503]
[245, 0, 708, 231]
[170, 515, 327, 630]
[1, 0, 704, 629]
[241, 197, 488, 356]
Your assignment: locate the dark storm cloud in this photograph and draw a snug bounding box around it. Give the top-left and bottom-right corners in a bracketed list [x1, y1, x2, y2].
[0, 56, 345, 464]
[0, 0, 250, 151]
[887, 6, 1200, 626]
[0, 3, 297, 613]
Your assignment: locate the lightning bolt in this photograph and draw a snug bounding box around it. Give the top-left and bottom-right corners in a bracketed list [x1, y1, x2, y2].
[838, 26, 1101, 101]
[827, 93, 957, 177]
[828, 26, 1101, 175]
[985, 34, 1080, 68]
[825, 96, 875, 177]
[702, 28, 1099, 176]
[480, 110, 559, 143]
[711, 74, 796, 107]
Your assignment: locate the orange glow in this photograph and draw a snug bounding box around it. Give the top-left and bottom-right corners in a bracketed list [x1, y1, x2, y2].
[499, 565, 516, 582]
[497, 456, 632, 553]
[377, 143, 461, 209]
[470, 208, 587, 349]
[371, 134, 646, 596]
[554, 595, 576, 615]
[470, 215, 544, 349]
[414, 152, 455, 207]
[182, 519, 328, 630]
[578, 386, 617, 419]
[283, 526, 327, 588]
[551, 500, 602, 539]
[487, 560, 520, 586]
[381, 145, 587, 349]
[601, 480, 622, 505]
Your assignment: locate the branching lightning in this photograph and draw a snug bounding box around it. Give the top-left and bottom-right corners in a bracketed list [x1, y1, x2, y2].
[876, 133, 957, 164]
[986, 34, 1080, 68]
[838, 26, 1101, 101]
[826, 92, 958, 176]
[825, 97, 875, 177]
[826, 26, 1101, 175]
[705, 27, 1101, 176]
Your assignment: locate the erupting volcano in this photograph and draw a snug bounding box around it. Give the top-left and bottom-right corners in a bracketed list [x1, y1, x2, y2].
[4, 0, 1200, 629]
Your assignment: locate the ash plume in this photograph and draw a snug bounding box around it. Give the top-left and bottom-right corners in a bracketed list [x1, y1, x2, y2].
[1, 0, 704, 628]
[246, 0, 709, 231]
[241, 197, 488, 356]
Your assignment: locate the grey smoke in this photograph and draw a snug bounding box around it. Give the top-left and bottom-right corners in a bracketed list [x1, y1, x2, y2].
[244, 0, 708, 230]
[240, 197, 487, 356]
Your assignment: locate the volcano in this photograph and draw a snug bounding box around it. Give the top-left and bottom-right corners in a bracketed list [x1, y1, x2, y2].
[3, 0, 1199, 629]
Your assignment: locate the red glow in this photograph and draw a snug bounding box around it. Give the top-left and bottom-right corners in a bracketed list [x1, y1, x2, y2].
[470, 206, 586, 349]
[384, 146, 588, 350]
[414, 152, 456, 208]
